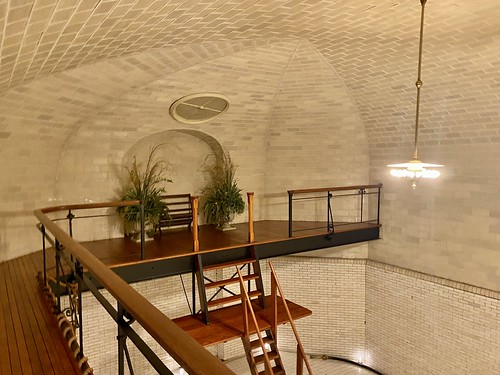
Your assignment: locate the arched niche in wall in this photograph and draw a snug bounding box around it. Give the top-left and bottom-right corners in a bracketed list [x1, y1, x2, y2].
[122, 129, 224, 197]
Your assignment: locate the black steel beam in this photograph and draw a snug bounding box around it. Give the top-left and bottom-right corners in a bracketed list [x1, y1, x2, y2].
[60, 227, 380, 291]
[258, 226, 380, 260]
[109, 227, 380, 284]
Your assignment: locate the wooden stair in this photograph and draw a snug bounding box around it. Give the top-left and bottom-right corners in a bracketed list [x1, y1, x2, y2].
[238, 262, 314, 375]
[236, 267, 287, 375]
[195, 251, 266, 324]
[242, 330, 286, 375]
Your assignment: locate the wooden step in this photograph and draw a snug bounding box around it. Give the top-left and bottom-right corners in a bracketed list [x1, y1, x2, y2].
[258, 365, 285, 375]
[250, 336, 275, 350]
[203, 258, 256, 271]
[254, 350, 280, 364]
[207, 290, 261, 308]
[205, 274, 259, 289]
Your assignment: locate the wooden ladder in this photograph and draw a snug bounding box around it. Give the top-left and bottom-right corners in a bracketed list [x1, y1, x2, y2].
[195, 248, 266, 324]
[237, 268, 286, 375]
[237, 262, 314, 375]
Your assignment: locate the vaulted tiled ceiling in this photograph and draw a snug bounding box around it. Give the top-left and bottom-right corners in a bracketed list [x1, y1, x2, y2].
[1, 0, 498, 90]
[1, 0, 499, 151]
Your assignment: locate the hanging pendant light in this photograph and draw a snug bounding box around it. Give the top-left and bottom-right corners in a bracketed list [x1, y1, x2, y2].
[387, 0, 443, 188]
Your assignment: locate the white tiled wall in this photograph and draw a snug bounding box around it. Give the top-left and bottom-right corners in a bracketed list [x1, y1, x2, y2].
[365, 262, 500, 375]
[80, 256, 500, 374]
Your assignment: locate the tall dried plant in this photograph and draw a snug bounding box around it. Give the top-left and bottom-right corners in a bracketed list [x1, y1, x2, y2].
[116, 145, 172, 232]
[202, 151, 245, 228]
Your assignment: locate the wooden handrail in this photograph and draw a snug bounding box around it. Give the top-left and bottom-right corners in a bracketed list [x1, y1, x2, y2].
[269, 261, 313, 375]
[288, 183, 382, 195]
[34, 206, 235, 375]
[236, 267, 273, 374]
[39, 200, 140, 213]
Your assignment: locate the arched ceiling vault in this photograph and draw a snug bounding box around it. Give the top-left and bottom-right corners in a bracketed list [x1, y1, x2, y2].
[1, 0, 499, 153]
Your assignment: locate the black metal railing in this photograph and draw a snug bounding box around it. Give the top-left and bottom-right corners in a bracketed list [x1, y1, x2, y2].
[35, 203, 234, 375]
[287, 183, 382, 237]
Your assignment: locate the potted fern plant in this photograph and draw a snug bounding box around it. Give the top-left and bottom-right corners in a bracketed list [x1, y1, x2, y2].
[116, 145, 172, 239]
[202, 151, 245, 230]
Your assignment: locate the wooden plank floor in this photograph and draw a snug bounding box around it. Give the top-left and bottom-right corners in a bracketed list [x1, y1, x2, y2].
[0, 253, 80, 375]
[173, 296, 312, 347]
[80, 220, 378, 268]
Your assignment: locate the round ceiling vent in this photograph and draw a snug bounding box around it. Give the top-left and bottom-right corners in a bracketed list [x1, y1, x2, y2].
[169, 93, 230, 124]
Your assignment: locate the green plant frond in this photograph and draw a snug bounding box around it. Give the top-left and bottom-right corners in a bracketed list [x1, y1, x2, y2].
[116, 145, 172, 228]
[201, 150, 245, 227]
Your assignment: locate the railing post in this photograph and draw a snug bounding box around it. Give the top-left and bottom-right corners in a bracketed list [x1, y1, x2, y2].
[67, 209, 75, 238]
[140, 201, 145, 260]
[75, 260, 84, 354]
[55, 240, 62, 314]
[377, 185, 382, 225]
[359, 188, 365, 223]
[247, 192, 254, 243]
[41, 224, 47, 285]
[191, 196, 200, 252]
[327, 191, 334, 233]
[288, 191, 293, 237]
[117, 302, 126, 375]
[192, 271, 197, 316]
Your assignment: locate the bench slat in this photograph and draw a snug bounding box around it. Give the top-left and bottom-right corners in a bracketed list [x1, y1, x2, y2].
[158, 194, 193, 233]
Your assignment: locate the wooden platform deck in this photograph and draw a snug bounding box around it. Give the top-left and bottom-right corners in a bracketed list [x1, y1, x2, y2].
[173, 296, 312, 347]
[0, 253, 80, 375]
[80, 220, 378, 268]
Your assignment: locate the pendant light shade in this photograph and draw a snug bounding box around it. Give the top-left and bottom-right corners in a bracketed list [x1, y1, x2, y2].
[387, 0, 443, 188]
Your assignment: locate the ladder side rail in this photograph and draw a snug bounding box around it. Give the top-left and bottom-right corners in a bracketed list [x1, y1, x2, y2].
[236, 268, 274, 375]
[271, 272, 278, 340]
[269, 262, 313, 375]
[250, 247, 267, 308]
[296, 345, 303, 375]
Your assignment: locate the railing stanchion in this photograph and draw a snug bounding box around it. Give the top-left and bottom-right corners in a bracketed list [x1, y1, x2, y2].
[288, 191, 293, 237]
[327, 191, 334, 233]
[140, 201, 145, 260]
[41, 224, 47, 285]
[377, 185, 382, 226]
[359, 188, 365, 223]
[67, 209, 75, 237]
[247, 192, 254, 243]
[192, 271, 196, 316]
[191, 196, 200, 252]
[75, 260, 84, 354]
[118, 302, 125, 375]
[55, 240, 62, 313]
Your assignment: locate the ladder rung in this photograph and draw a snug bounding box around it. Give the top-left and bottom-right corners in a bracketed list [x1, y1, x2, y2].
[250, 336, 274, 350]
[254, 351, 280, 364]
[258, 365, 285, 375]
[207, 290, 261, 308]
[203, 258, 256, 271]
[205, 274, 259, 289]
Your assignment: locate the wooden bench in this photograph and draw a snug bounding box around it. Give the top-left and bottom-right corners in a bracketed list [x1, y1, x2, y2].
[157, 194, 193, 234]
